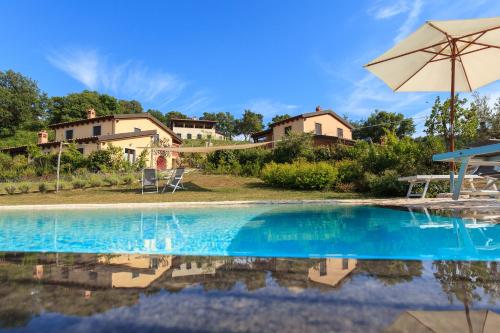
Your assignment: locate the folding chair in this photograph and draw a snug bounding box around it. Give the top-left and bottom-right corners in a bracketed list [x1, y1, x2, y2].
[162, 168, 185, 193]
[141, 168, 158, 194]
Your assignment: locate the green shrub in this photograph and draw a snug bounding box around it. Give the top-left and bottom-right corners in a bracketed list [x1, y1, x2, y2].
[121, 174, 135, 186]
[103, 174, 120, 186]
[336, 160, 364, 184]
[335, 182, 356, 193]
[365, 170, 406, 197]
[5, 185, 16, 195]
[72, 178, 87, 189]
[38, 182, 49, 193]
[87, 150, 113, 172]
[58, 181, 69, 191]
[88, 175, 104, 188]
[19, 183, 30, 193]
[261, 161, 338, 190]
[273, 132, 314, 163]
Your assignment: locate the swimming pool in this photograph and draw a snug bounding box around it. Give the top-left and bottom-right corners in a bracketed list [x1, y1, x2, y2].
[1, 204, 498, 261]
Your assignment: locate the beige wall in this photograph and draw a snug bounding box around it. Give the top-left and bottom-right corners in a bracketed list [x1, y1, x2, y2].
[303, 114, 352, 140]
[308, 259, 357, 287]
[54, 119, 114, 141]
[114, 118, 174, 144]
[272, 119, 305, 141]
[173, 126, 221, 140]
[100, 135, 175, 169]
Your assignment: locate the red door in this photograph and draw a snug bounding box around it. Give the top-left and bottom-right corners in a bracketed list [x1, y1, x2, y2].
[156, 156, 167, 170]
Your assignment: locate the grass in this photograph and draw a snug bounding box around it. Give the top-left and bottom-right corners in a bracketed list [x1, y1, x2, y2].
[0, 173, 365, 205]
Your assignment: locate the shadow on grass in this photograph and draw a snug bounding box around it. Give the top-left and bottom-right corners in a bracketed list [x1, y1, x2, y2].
[102, 181, 213, 194]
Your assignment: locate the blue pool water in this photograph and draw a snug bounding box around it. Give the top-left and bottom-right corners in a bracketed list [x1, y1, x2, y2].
[0, 204, 498, 260]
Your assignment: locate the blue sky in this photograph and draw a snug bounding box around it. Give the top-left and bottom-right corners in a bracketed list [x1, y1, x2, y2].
[1, 0, 499, 134]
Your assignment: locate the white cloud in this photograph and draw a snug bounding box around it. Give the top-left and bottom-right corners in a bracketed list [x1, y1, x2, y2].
[47, 48, 99, 89]
[174, 90, 215, 115]
[370, 1, 409, 20]
[394, 0, 423, 42]
[47, 48, 185, 104]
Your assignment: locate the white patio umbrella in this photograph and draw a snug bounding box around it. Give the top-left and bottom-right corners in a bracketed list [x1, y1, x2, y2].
[365, 17, 500, 154]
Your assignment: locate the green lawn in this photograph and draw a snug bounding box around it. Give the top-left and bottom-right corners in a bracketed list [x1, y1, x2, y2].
[0, 174, 365, 205]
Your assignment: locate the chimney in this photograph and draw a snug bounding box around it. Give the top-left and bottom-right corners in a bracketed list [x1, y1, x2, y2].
[315, 105, 322, 112]
[87, 108, 96, 119]
[37, 131, 48, 144]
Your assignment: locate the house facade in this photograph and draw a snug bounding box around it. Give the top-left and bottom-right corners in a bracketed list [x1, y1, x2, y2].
[1, 109, 183, 170]
[251, 106, 355, 146]
[170, 118, 225, 140]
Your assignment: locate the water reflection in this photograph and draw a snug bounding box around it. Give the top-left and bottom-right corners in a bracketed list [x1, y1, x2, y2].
[0, 252, 498, 332]
[1, 205, 498, 260]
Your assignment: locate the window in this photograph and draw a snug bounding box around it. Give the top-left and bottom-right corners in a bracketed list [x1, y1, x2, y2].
[337, 128, 344, 138]
[89, 271, 98, 281]
[93, 125, 101, 136]
[319, 260, 327, 276]
[124, 148, 136, 163]
[77, 148, 84, 154]
[65, 129, 74, 140]
[187, 133, 192, 139]
[153, 134, 160, 144]
[176, 133, 182, 139]
[197, 134, 202, 139]
[132, 271, 140, 279]
[342, 258, 349, 270]
[314, 123, 322, 135]
[134, 127, 141, 132]
[284, 126, 292, 135]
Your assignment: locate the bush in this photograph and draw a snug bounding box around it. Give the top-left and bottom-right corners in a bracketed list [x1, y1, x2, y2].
[103, 174, 120, 186]
[19, 183, 30, 193]
[273, 132, 314, 163]
[87, 150, 113, 172]
[365, 170, 406, 197]
[72, 178, 87, 189]
[261, 161, 338, 190]
[5, 185, 16, 195]
[88, 175, 103, 188]
[336, 160, 364, 185]
[121, 174, 135, 186]
[335, 182, 356, 193]
[38, 182, 49, 193]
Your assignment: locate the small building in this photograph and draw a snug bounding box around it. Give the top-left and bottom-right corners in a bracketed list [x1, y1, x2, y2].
[251, 106, 355, 146]
[170, 118, 225, 140]
[1, 109, 183, 170]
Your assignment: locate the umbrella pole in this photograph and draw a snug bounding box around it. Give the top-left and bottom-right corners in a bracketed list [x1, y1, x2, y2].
[449, 40, 456, 189]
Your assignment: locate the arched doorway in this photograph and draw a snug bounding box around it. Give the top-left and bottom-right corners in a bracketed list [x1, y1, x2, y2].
[156, 155, 167, 170]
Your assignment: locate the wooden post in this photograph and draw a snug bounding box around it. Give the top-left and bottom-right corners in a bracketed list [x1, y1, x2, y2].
[56, 142, 63, 193]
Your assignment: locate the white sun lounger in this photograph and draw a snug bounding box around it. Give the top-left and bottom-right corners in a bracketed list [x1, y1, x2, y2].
[433, 142, 500, 200]
[398, 175, 481, 199]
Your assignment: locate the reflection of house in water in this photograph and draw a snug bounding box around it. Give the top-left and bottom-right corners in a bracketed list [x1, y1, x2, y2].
[34, 254, 172, 289]
[308, 259, 357, 287]
[172, 260, 225, 278]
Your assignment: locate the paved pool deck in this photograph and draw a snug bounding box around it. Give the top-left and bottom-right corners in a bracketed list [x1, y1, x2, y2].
[1, 197, 498, 216]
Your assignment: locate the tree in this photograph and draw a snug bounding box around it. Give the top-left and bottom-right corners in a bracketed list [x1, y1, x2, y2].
[0, 70, 48, 135]
[118, 99, 143, 114]
[470, 93, 500, 140]
[268, 114, 291, 126]
[47, 91, 145, 124]
[200, 112, 237, 139]
[235, 109, 264, 141]
[425, 95, 478, 148]
[146, 109, 169, 125]
[353, 110, 415, 143]
[433, 261, 500, 331]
